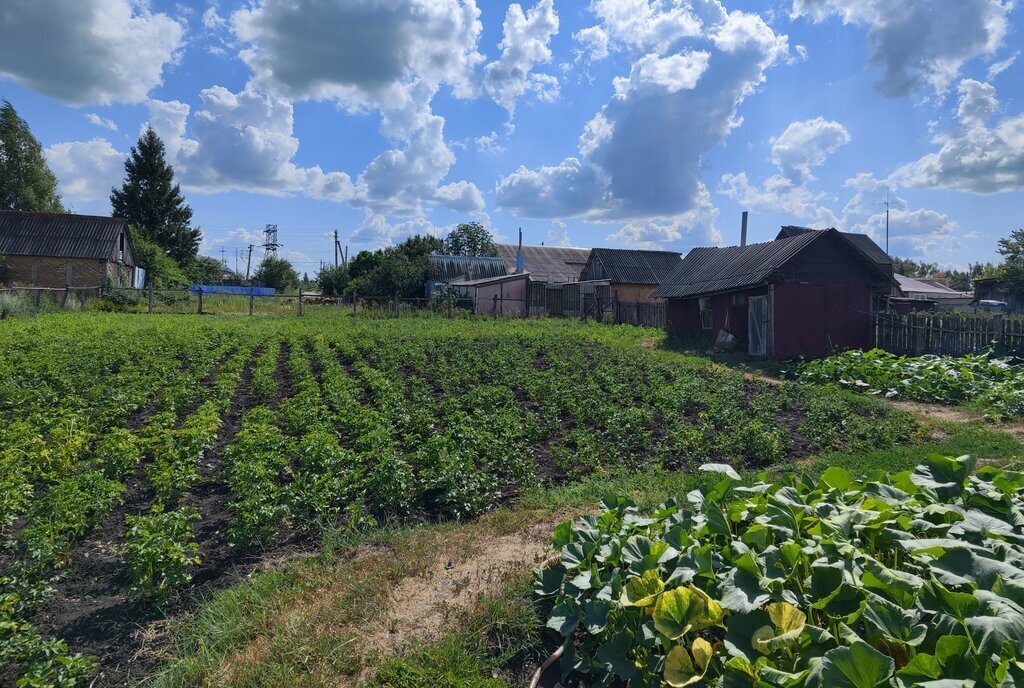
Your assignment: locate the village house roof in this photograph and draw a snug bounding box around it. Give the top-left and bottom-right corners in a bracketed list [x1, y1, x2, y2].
[449, 271, 531, 287]
[777, 225, 892, 268]
[427, 254, 507, 283]
[895, 274, 969, 297]
[651, 228, 891, 300]
[580, 248, 682, 285]
[495, 244, 591, 282]
[0, 210, 134, 264]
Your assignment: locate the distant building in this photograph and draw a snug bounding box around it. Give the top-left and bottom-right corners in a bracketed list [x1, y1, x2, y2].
[494, 244, 591, 282]
[894, 274, 972, 307]
[0, 210, 140, 289]
[579, 248, 682, 302]
[426, 254, 507, 296]
[652, 228, 893, 359]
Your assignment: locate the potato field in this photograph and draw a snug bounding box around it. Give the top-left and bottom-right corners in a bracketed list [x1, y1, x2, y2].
[0, 313, 917, 686]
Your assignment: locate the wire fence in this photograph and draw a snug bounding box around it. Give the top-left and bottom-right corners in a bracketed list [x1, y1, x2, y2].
[0, 284, 668, 328]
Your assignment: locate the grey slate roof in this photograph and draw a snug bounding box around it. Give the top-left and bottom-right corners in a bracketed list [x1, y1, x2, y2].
[0, 210, 133, 263]
[582, 248, 682, 284]
[651, 232, 822, 299]
[428, 254, 507, 282]
[777, 226, 891, 267]
[495, 244, 591, 282]
[652, 228, 893, 299]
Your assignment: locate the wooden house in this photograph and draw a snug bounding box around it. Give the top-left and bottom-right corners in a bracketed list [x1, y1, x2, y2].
[651, 228, 893, 359]
[579, 248, 681, 302]
[0, 210, 139, 289]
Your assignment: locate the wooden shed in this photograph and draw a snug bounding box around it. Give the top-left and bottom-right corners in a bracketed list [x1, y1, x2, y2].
[0, 210, 139, 289]
[579, 248, 681, 302]
[651, 229, 893, 359]
[449, 272, 531, 316]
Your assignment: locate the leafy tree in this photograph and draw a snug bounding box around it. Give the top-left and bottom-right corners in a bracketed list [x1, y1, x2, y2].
[253, 256, 299, 293]
[346, 234, 443, 299]
[111, 127, 200, 263]
[443, 222, 497, 256]
[184, 256, 227, 285]
[317, 265, 349, 296]
[129, 227, 187, 287]
[0, 100, 64, 212]
[997, 229, 1024, 298]
[892, 257, 938, 278]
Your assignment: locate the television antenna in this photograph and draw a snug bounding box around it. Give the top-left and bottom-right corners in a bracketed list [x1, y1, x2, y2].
[873, 187, 904, 256]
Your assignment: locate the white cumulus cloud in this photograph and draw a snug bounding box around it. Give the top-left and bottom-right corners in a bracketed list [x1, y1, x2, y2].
[45, 138, 124, 203]
[791, 0, 1011, 97]
[770, 117, 851, 184]
[0, 0, 185, 105]
[483, 0, 561, 115]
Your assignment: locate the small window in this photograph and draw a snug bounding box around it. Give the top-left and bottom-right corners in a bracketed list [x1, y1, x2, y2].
[731, 293, 746, 306]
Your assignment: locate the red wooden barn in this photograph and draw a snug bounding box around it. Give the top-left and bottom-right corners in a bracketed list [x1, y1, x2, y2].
[651, 228, 893, 359]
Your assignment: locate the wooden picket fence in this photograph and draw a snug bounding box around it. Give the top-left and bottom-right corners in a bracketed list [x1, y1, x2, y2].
[874, 312, 1024, 356]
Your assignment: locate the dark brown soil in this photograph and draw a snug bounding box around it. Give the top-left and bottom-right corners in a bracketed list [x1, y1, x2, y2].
[27, 351, 315, 688]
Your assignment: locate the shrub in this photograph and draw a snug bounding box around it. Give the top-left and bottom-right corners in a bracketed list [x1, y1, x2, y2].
[536, 456, 1024, 687]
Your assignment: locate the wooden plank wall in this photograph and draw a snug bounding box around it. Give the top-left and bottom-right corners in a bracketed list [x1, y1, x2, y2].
[874, 312, 1024, 356]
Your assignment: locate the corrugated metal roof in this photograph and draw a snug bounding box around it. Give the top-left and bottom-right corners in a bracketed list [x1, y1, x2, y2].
[0, 210, 131, 262]
[651, 232, 822, 299]
[895, 274, 967, 296]
[449, 271, 531, 287]
[583, 248, 682, 284]
[495, 244, 591, 282]
[777, 226, 891, 267]
[428, 254, 507, 282]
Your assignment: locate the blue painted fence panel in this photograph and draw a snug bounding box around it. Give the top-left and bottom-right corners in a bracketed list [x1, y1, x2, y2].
[188, 284, 277, 297]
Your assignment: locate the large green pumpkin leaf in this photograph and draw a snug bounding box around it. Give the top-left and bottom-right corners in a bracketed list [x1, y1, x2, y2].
[912, 455, 976, 500]
[595, 631, 638, 679]
[819, 642, 895, 688]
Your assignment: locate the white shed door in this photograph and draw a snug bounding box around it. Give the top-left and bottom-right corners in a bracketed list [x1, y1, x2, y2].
[748, 295, 768, 356]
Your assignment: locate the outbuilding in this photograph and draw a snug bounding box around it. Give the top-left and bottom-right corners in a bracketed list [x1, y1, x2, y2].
[578, 248, 681, 302]
[0, 210, 140, 289]
[651, 228, 893, 359]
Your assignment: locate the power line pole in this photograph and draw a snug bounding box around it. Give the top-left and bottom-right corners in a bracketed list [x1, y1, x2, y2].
[263, 224, 280, 257]
[873, 187, 904, 256]
[219, 247, 227, 267]
[333, 229, 339, 267]
[244, 244, 254, 282]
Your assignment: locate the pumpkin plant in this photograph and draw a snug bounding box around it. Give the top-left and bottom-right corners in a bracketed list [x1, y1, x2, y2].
[536, 456, 1024, 686]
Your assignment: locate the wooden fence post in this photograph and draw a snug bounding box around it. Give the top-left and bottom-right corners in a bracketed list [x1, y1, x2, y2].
[352, 292, 358, 316]
[298, 290, 304, 317]
[447, 291, 453, 318]
[493, 294, 498, 319]
[393, 291, 399, 318]
[249, 288, 255, 316]
[148, 283, 154, 314]
[197, 286, 204, 315]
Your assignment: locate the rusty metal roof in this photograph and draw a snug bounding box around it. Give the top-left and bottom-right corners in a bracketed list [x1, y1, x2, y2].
[582, 248, 682, 284]
[495, 244, 591, 282]
[428, 254, 507, 282]
[0, 210, 133, 263]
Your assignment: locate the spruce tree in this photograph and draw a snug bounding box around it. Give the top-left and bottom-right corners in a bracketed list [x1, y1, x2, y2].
[111, 127, 199, 263]
[0, 100, 64, 213]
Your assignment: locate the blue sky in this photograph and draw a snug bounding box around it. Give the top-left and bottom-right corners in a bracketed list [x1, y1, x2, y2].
[1, 0, 1021, 273]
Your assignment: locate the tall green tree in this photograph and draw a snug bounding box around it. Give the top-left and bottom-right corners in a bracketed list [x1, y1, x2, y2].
[111, 127, 199, 263]
[997, 229, 1024, 298]
[443, 222, 498, 256]
[254, 256, 299, 292]
[0, 100, 64, 212]
[347, 234, 444, 298]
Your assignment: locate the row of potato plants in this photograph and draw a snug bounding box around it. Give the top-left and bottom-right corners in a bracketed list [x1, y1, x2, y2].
[797, 348, 1024, 419]
[537, 455, 1024, 687]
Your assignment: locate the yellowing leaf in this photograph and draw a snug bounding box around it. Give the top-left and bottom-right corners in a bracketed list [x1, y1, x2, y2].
[691, 637, 714, 671]
[768, 602, 806, 635]
[620, 569, 665, 607]
[665, 645, 706, 687]
[654, 586, 725, 638]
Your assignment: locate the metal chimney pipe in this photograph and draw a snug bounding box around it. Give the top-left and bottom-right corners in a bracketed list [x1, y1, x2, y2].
[741, 211, 748, 247]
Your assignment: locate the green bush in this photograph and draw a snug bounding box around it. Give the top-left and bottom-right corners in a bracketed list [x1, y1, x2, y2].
[536, 456, 1024, 687]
